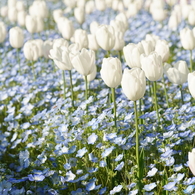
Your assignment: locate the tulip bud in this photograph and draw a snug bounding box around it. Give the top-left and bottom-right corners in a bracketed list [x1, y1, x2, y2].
[141, 52, 163, 81]
[95, 25, 115, 51]
[151, 8, 167, 22]
[71, 48, 95, 76]
[127, 2, 139, 18]
[30, 1, 48, 19]
[60, 18, 74, 40]
[113, 31, 125, 51]
[85, 0, 95, 14]
[121, 68, 146, 101]
[140, 40, 154, 55]
[0, 22, 6, 43]
[16, 1, 25, 12]
[53, 38, 69, 50]
[145, 34, 160, 48]
[64, 0, 77, 8]
[53, 9, 63, 23]
[23, 40, 39, 61]
[180, 27, 195, 50]
[100, 57, 122, 88]
[17, 10, 26, 26]
[35, 16, 44, 33]
[115, 12, 128, 31]
[164, 61, 189, 85]
[188, 148, 195, 175]
[95, 0, 106, 11]
[8, 0, 16, 8]
[155, 40, 170, 62]
[73, 29, 88, 50]
[88, 34, 99, 51]
[110, 19, 126, 37]
[188, 71, 195, 99]
[9, 26, 24, 48]
[90, 21, 100, 35]
[188, 9, 195, 26]
[8, 7, 17, 23]
[85, 64, 97, 82]
[34, 39, 43, 58]
[42, 40, 53, 59]
[25, 15, 37, 34]
[74, 7, 85, 25]
[1, 6, 8, 18]
[123, 43, 144, 68]
[168, 12, 179, 31]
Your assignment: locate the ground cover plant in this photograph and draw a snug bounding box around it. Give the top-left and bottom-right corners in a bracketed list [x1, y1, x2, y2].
[1, 0, 195, 194]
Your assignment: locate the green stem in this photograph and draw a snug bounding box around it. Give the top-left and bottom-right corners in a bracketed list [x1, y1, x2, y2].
[62, 70, 66, 99]
[162, 75, 170, 108]
[31, 60, 36, 80]
[69, 70, 74, 107]
[17, 49, 21, 74]
[153, 81, 160, 123]
[180, 84, 184, 104]
[111, 87, 117, 129]
[84, 75, 88, 100]
[190, 50, 193, 72]
[134, 101, 141, 192]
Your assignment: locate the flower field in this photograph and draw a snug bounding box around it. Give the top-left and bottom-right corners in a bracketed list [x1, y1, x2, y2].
[1, 0, 195, 194]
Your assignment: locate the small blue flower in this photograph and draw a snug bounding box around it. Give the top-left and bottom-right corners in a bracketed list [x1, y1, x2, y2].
[99, 160, 107, 167]
[147, 167, 158, 177]
[143, 183, 156, 191]
[88, 133, 98, 144]
[101, 146, 115, 158]
[99, 187, 107, 195]
[110, 185, 123, 194]
[76, 147, 88, 158]
[183, 185, 195, 194]
[163, 182, 177, 191]
[86, 181, 96, 191]
[115, 161, 124, 171]
[28, 174, 45, 182]
[115, 154, 123, 162]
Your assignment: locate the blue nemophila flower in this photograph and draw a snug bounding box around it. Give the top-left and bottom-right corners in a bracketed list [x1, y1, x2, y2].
[173, 164, 183, 172]
[99, 187, 107, 195]
[18, 150, 29, 170]
[115, 161, 124, 171]
[101, 146, 115, 158]
[161, 149, 173, 158]
[64, 171, 76, 182]
[77, 173, 89, 182]
[28, 174, 45, 182]
[147, 167, 158, 177]
[76, 169, 83, 175]
[174, 173, 185, 182]
[183, 185, 195, 194]
[128, 189, 138, 195]
[165, 157, 175, 166]
[88, 133, 98, 144]
[88, 153, 98, 163]
[76, 147, 88, 158]
[115, 154, 123, 162]
[144, 183, 156, 191]
[64, 163, 71, 170]
[99, 160, 107, 167]
[110, 185, 123, 194]
[86, 181, 96, 191]
[184, 177, 195, 185]
[0, 180, 12, 194]
[163, 182, 177, 191]
[71, 188, 85, 195]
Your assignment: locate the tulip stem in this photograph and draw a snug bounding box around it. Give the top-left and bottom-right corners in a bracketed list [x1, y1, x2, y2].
[180, 84, 184, 105]
[153, 81, 160, 123]
[190, 50, 193, 72]
[134, 101, 141, 192]
[62, 70, 66, 99]
[17, 49, 21, 74]
[111, 87, 117, 130]
[84, 76, 88, 100]
[31, 60, 36, 81]
[162, 75, 170, 108]
[69, 70, 74, 107]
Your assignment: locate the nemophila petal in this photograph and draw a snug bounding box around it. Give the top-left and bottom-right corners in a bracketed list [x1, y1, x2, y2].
[128, 189, 138, 195]
[64, 163, 71, 170]
[173, 164, 183, 172]
[28, 174, 45, 182]
[127, 183, 136, 190]
[174, 173, 185, 182]
[166, 157, 175, 166]
[76, 170, 83, 175]
[115, 161, 124, 171]
[163, 131, 174, 138]
[71, 188, 83, 195]
[20, 122, 31, 129]
[115, 154, 123, 162]
[183, 185, 195, 194]
[88, 153, 98, 163]
[76, 147, 88, 158]
[88, 167, 98, 173]
[69, 145, 77, 154]
[10, 132, 17, 142]
[99, 161, 107, 167]
[144, 183, 157, 191]
[124, 112, 134, 122]
[88, 133, 98, 144]
[99, 187, 107, 195]
[163, 182, 176, 191]
[105, 133, 117, 140]
[101, 146, 115, 158]
[110, 185, 123, 194]
[161, 149, 173, 158]
[78, 173, 89, 181]
[86, 181, 96, 191]
[179, 130, 191, 138]
[185, 177, 195, 185]
[64, 171, 76, 182]
[147, 167, 158, 177]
